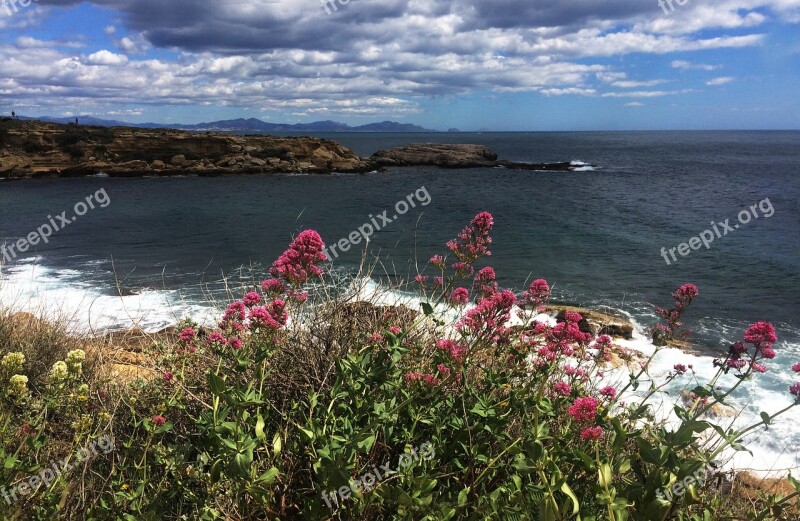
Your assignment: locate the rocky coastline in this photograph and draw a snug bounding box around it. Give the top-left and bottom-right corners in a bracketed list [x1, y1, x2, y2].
[0, 120, 592, 179]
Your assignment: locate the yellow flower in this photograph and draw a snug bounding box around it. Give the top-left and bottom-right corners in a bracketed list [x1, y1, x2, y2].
[7, 374, 29, 399]
[121, 483, 130, 491]
[50, 361, 69, 382]
[66, 349, 86, 376]
[1, 352, 25, 374]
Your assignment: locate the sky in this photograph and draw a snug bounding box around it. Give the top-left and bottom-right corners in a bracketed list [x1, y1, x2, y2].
[0, 0, 799, 130]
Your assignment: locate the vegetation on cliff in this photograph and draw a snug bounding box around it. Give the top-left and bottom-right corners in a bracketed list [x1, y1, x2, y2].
[0, 214, 798, 520]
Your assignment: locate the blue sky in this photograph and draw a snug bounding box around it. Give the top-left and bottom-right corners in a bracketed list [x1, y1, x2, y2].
[1, 0, 798, 130]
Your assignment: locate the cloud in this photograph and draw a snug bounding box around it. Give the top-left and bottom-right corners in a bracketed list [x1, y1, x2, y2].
[5, 0, 797, 116]
[86, 50, 129, 65]
[625, 101, 644, 106]
[671, 60, 722, 70]
[706, 76, 734, 85]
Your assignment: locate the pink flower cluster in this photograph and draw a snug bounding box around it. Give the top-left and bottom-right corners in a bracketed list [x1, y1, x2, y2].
[267, 229, 326, 288]
[473, 267, 498, 298]
[457, 290, 516, 339]
[655, 283, 699, 339]
[447, 211, 493, 266]
[715, 322, 778, 375]
[524, 279, 550, 310]
[176, 327, 197, 355]
[568, 396, 604, 441]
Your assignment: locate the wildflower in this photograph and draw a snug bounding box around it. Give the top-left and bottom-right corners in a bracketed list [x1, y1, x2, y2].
[436, 364, 451, 378]
[220, 301, 247, 330]
[7, 375, 29, 399]
[50, 361, 69, 382]
[751, 362, 768, 374]
[269, 229, 326, 286]
[430, 255, 445, 269]
[474, 267, 498, 298]
[1, 352, 25, 374]
[17, 423, 35, 437]
[66, 349, 86, 376]
[673, 284, 699, 302]
[261, 278, 285, 295]
[207, 331, 227, 345]
[415, 274, 428, 286]
[228, 338, 243, 350]
[793, 363, 800, 372]
[553, 381, 572, 396]
[568, 396, 599, 424]
[744, 322, 777, 347]
[761, 347, 776, 359]
[450, 287, 470, 305]
[446, 211, 494, 265]
[243, 291, 261, 307]
[388, 326, 402, 335]
[580, 426, 604, 441]
[673, 364, 688, 375]
[457, 290, 516, 337]
[564, 311, 583, 323]
[178, 328, 196, 343]
[451, 262, 474, 277]
[433, 276, 444, 288]
[163, 371, 175, 383]
[599, 386, 617, 399]
[151, 415, 167, 427]
[790, 382, 800, 398]
[249, 299, 288, 330]
[436, 339, 468, 364]
[367, 332, 383, 343]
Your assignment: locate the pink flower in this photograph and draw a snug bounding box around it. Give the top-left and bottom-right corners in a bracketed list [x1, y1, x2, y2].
[751, 362, 768, 373]
[674, 284, 699, 301]
[415, 274, 429, 285]
[790, 382, 800, 398]
[436, 364, 451, 378]
[457, 290, 516, 337]
[269, 229, 326, 286]
[673, 364, 688, 375]
[206, 332, 227, 346]
[451, 262, 474, 277]
[599, 386, 617, 399]
[367, 332, 383, 343]
[744, 322, 777, 347]
[436, 339, 468, 364]
[405, 372, 438, 386]
[249, 299, 288, 330]
[220, 301, 247, 330]
[178, 328, 196, 343]
[151, 415, 167, 427]
[430, 255, 445, 269]
[761, 347, 776, 359]
[792, 363, 800, 372]
[568, 396, 599, 424]
[564, 311, 583, 323]
[261, 278, 285, 295]
[446, 212, 494, 265]
[580, 426, 603, 441]
[553, 382, 572, 396]
[228, 338, 243, 350]
[450, 287, 470, 305]
[162, 371, 174, 383]
[388, 326, 402, 335]
[474, 267, 498, 298]
[433, 276, 444, 288]
[243, 291, 261, 307]
[525, 279, 550, 308]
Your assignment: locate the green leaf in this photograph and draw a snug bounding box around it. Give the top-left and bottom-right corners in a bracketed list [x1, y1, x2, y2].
[207, 372, 226, 395]
[760, 411, 771, 427]
[256, 466, 280, 485]
[458, 487, 470, 507]
[560, 481, 580, 515]
[255, 414, 266, 440]
[421, 302, 434, 316]
[272, 432, 282, 456]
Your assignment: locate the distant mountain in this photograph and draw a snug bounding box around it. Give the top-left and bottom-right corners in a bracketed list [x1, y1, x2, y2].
[17, 115, 436, 133]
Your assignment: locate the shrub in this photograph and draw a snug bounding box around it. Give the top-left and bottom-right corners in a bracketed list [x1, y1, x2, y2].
[1, 214, 798, 520]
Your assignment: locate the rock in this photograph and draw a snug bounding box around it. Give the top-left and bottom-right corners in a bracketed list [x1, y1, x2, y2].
[152, 160, 166, 169]
[116, 160, 149, 170]
[371, 143, 498, 168]
[171, 154, 187, 166]
[549, 305, 634, 340]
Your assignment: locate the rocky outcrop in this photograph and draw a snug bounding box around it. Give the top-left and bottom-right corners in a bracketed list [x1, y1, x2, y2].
[371, 143, 498, 168]
[0, 120, 374, 179]
[549, 305, 635, 340]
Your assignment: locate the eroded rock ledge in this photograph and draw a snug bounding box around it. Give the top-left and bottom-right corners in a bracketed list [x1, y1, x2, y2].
[0, 120, 594, 179]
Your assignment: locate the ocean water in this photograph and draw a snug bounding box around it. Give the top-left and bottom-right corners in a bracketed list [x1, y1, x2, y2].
[1, 131, 799, 474]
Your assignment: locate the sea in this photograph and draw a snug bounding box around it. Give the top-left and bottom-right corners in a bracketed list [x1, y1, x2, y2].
[1, 130, 799, 475]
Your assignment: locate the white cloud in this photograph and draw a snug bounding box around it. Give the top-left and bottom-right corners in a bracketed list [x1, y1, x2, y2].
[86, 50, 128, 65]
[706, 76, 734, 85]
[671, 60, 722, 70]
